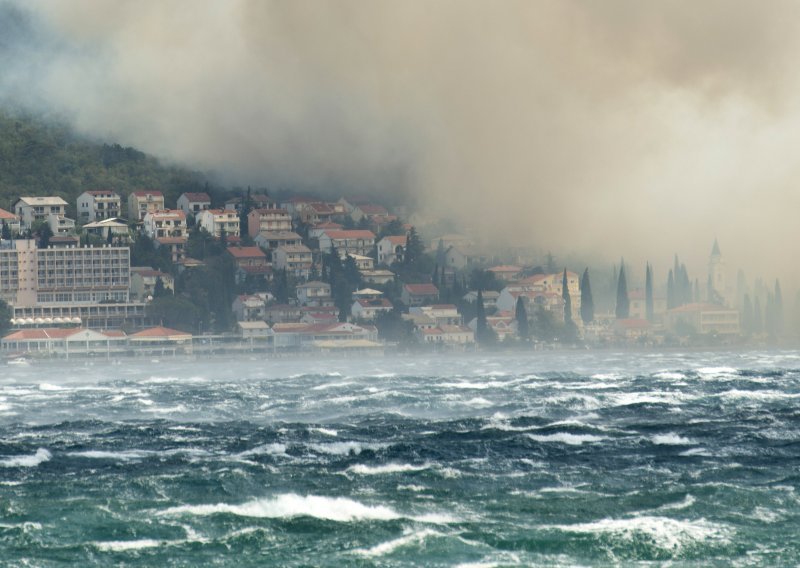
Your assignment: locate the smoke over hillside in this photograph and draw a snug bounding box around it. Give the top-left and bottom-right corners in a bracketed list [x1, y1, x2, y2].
[2, 0, 800, 284]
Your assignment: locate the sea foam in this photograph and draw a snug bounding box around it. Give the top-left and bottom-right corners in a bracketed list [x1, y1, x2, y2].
[0, 448, 51, 467]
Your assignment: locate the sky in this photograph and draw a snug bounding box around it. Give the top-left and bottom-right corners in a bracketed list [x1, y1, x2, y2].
[1, 0, 799, 291]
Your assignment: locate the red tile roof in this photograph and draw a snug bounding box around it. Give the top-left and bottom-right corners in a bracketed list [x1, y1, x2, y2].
[130, 326, 191, 339]
[358, 204, 389, 216]
[383, 235, 407, 245]
[0, 208, 17, 220]
[323, 230, 376, 240]
[180, 192, 210, 202]
[404, 283, 439, 295]
[226, 246, 267, 259]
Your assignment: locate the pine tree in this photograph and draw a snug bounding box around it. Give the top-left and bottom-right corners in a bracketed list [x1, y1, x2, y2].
[2, 221, 11, 240]
[562, 269, 572, 325]
[615, 264, 629, 319]
[404, 227, 424, 267]
[645, 263, 654, 322]
[742, 293, 754, 335]
[515, 296, 529, 340]
[436, 239, 446, 266]
[580, 268, 594, 324]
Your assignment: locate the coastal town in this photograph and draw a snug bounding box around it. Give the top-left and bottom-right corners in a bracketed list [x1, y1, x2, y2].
[0, 189, 780, 359]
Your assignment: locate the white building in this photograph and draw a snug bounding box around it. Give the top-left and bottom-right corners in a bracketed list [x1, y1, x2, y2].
[177, 192, 211, 216]
[198, 209, 240, 238]
[297, 281, 332, 306]
[273, 244, 313, 279]
[318, 230, 376, 257]
[127, 191, 165, 222]
[77, 191, 122, 223]
[351, 298, 393, 321]
[14, 196, 69, 230]
[377, 235, 407, 265]
[143, 210, 187, 239]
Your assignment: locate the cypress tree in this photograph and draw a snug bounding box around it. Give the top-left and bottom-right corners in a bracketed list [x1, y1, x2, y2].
[1, 221, 9, 240]
[580, 268, 594, 324]
[774, 279, 784, 335]
[742, 293, 753, 335]
[615, 264, 629, 319]
[667, 269, 675, 309]
[754, 296, 763, 334]
[645, 263, 654, 322]
[476, 289, 489, 343]
[515, 296, 529, 340]
[562, 269, 572, 325]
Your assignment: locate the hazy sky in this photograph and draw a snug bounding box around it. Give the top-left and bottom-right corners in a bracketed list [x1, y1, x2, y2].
[2, 0, 799, 288]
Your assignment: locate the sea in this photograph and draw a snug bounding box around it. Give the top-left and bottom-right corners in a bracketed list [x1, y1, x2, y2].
[1, 350, 800, 567]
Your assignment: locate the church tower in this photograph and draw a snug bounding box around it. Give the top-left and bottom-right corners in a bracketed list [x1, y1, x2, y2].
[708, 239, 726, 305]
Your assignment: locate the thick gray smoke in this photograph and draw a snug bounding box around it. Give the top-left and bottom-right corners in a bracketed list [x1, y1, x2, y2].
[3, 0, 800, 285]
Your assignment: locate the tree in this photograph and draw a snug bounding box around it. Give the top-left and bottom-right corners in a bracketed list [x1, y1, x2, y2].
[545, 252, 557, 274]
[475, 289, 490, 344]
[742, 293, 754, 335]
[38, 222, 53, 249]
[645, 263, 654, 322]
[775, 279, 784, 335]
[754, 296, 763, 334]
[343, 254, 362, 289]
[667, 269, 676, 309]
[562, 269, 572, 325]
[515, 296, 529, 340]
[1, 220, 10, 240]
[435, 239, 446, 266]
[153, 276, 169, 298]
[0, 298, 11, 336]
[615, 264, 629, 319]
[145, 295, 204, 333]
[579, 268, 594, 324]
[404, 226, 424, 268]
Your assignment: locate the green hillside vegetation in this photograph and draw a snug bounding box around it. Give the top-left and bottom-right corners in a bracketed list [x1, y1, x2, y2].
[0, 109, 208, 216]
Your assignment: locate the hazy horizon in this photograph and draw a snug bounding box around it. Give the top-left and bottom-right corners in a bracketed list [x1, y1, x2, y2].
[1, 1, 798, 295]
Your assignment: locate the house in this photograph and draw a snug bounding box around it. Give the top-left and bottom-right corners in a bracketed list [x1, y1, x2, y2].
[177, 192, 211, 216]
[127, 191, 165, 222]
[226, 194, 274, 212]
[361, 269, 396, 285]
[664, 303, 740, 336]
[628, 289, 668, 322]
[301, 310, 339, 325]
[351, 203, 389, 222]
[297, 281, 332, 306]
[82, 218, 130, 241]
[1, 327, 127, 355]
[128, 326, 193, 353]
[612, 318, 652, 341]
[416, 324, 475, 345]
[0, 208, 21, 236]
[273, 244, 313, 279]
[237, 321, 272, 341]
[377, 235, 407, 265]
[254, 231, 303, 252]
[247, 208, 292, 237]
[468, 311, 517, 341]
[143, 210, 187, 239]
[77, 190, 122, 222]
[401, 283, 439, 307]
[155, 236, 188, 263]
[352, 288, 383, 301]
[410, 304, 461, 326]
[47, 213, 76, 235]
[130, 267, 174, 300]
[488, 265, 523, 282]
[444, 246, 490, 271]
[349, 254, 374, 271]
[318, 230, 376, 258]
[48, 235, 80, 247]
[351, 298, 393, 321]
[265, 304, 303, 324]
[309, 222, 343, 240]
[279, 196, 315, 215]
[226, 246, 269, 284]
[497, 287, 564, 319]
[14, 196, 69, 230]
[198, 209, 240, 238]
[299, 202, 336, 225]
[402, 312, 438, 331]
[232, 293, 269, 321]
[463, 290, 500, 310]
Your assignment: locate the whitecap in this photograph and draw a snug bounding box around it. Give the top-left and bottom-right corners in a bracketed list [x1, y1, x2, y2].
[0, 448, 51, 467]
[38, 383, 65, 391]
[546, 515, 730, 551]
[658, 494, 696, 511]
[92, 539, 164, 551]
[354, 528, 441, 557]
[308, 442, 387, 456]
[653, 372, 687, 380]
[160, 493, 457, 524]
[311, 427, 338, 437]
[348, 463, 431, 475]
[651, 433, 697, 445]
[68, 450, 154, 461]
[238, 444, 287, 457]
[527, 433, 607, 445]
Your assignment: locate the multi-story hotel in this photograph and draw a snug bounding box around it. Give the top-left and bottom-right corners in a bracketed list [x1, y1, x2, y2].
[0, 239, 146, 328]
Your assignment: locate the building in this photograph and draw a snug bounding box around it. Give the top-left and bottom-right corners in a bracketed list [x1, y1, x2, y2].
[416, 324, 475, 345]
[0, 208, 21, 236]
[468, 312, 517, 341]
[1, 327, 127, 356]
[143, 210, 187, 239]
[410, 304, 461, 326]
[225, 193, 274, 212]
[708, 239, 734, 306]
[154, 237, 188, 263]
[309, 222, 343, 240]
[127, 191, 165, 222]
[177, 192, 211, 216]
[47, 213, 76, 235]
[77, 191, 122, 222]
[299, 202, 337, 225]
[273, 244, 313, 279]
[664, 303, 740, 336]
[612, 318, 653, 342]
[318, 230, 376, 258]
[351, 203, 389, 222]
[488, 265, 523, 282]
[351, 298, 393, 321]
[248, 208, 292, 237]
[401, 283, 439, 307]
[463, 290, 500, 310]
[297, 281, 332, 306]
[237, 321, 272, 341]
[628, 289, 667, 322]
[14, 196, 69, 230]
[198, 209, 240, 238]
[0, 239, 146, 328]
[349, 254, 374, 271]
[361, 269, 395, 286]
[232, 294, 269, 321]
[128, 326, 193, 354]
[254, 231, 303, 252]
[130, 267, 174, 300]
[82, 218, 130, 241]
[377, 235, 407, 265]
[226, 246, 269, 283]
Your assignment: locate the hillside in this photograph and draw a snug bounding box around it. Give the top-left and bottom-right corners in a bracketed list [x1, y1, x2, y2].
[0, 109, 209, 216]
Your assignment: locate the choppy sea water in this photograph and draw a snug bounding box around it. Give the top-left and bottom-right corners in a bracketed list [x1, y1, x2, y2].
[2, 351, 800, 566]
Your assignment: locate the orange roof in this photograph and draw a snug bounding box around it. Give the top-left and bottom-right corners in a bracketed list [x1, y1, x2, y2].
[180, 192, 210, 202]
[489, 265, 522, 273]
[404, 283, 438, 295]
[383, 235, 407, 245]
[0, 208, 18, 220]
[323, 230, 376, 240]
[130, 326, 191, 339]
[226, 246, 267, 259]
[358, 204, 389, 215]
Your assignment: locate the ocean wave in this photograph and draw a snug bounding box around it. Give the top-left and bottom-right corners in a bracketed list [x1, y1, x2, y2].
[68, 450, 154, 461]
[237, 443, 287, 457]
[348, 462, 431, 475]
[527, 433, 607, 445]
[653, 372, 687, 380]
[92, 539, 165, 552]
[354, 528, 441, 557]
[652, 433, 697, 445]
[657, 494, 696, 511]
[160, 493, 457, 524]
[547, 515, 730, 551]
[0, 448, 51, 467]
[308, 441, 388, 456]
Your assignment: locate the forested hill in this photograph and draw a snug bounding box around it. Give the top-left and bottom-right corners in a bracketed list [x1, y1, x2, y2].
[0, 109, 209, 215]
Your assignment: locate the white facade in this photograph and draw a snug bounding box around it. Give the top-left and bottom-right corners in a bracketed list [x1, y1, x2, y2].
[14, 197, 69, 230]
[198, 209, 240, 238]
[377, 235, 406, 265]
[127, 191, 165, 221]
[177, 193, 211, 216]
[318, 230, 376, 257]
[273, 245, 312, 279]
[77, 191, 122, 222]
[143, 210, 187, 239]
